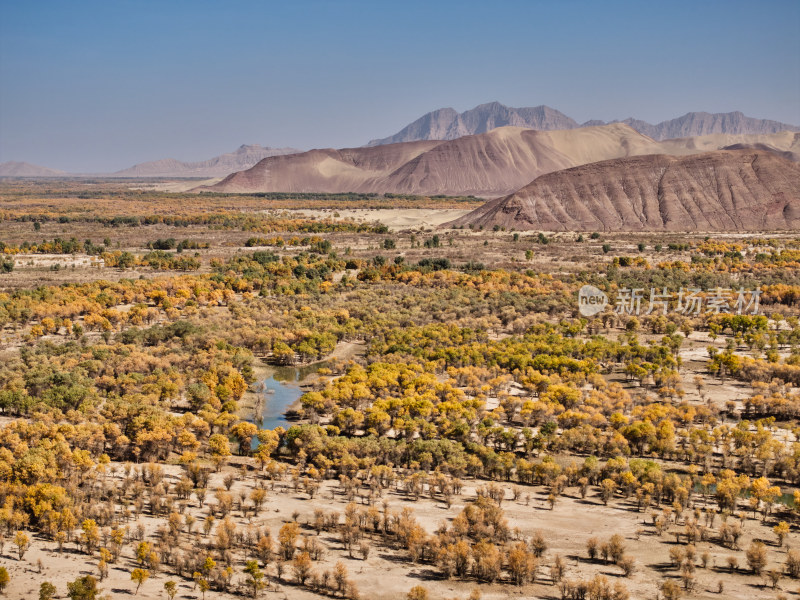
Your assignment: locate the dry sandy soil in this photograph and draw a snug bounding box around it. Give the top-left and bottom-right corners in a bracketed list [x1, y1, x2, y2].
[4, 469, 796, 600]
[295, 209, 472, 232]
[1, 196, 798, 600]
[130, 179, 223, 193]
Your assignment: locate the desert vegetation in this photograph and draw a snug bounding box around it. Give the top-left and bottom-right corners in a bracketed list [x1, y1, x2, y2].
[0, 180, 798, 599]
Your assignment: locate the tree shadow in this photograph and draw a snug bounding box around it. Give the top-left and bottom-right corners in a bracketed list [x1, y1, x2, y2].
[599, 569, 625, 578]
[745, 582, 770, 590]
[710, 565, 739, 574]
[406, 568, 448, 582]
[53, 546, 85, 557]
[377, 552, 411, 564]
[647, 561, 676, 573]
[576, 498, 601, 506]
[751, 536, 774, 546]
[566, 554, 594, 564]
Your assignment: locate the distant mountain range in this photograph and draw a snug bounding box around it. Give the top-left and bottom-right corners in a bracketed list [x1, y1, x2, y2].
[447, 149, 800, 232]
[112, 144, 300, 177]
[0, 161, 67, 177]
[200, 124, 800, 198]
[0, 145, 301, 178]
[367, 101, 799, 145]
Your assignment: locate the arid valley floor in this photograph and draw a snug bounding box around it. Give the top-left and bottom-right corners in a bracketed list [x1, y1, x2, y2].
[0, 180, 798, 600]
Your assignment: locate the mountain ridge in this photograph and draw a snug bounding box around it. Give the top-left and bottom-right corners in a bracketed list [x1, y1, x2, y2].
[112, 144, 301, 177]
[368, 102, 799, 145]
[0, 145, 302, 178]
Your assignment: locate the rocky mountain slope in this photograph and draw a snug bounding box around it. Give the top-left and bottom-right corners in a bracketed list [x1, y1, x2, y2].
[367, 102, 578, 146]
[368, 102, 799, 145]
[623, 112, 799, 141]
[113, 144, 300, 177]
[445, 150, 800, 232]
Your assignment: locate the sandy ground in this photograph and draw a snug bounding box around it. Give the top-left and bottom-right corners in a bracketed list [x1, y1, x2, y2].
[129, 179, 223, 192]
[4, 468, 796, 600]
[288, 209, 473, 231]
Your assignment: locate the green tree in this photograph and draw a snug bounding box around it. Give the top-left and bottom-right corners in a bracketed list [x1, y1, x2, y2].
[67, 575, 99, 600]
[117, 251, 136, 269]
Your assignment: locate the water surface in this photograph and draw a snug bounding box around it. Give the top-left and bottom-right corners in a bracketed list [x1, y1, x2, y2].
[254, 361, 330, 430]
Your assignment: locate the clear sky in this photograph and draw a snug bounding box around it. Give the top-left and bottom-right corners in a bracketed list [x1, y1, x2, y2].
[1, 0, 798, 172]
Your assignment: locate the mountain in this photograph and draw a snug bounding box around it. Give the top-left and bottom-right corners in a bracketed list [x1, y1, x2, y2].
[0, 161, 67, 177]
[201, 123, 672, 197]
[367, 102, 799, 145]
[446, 150, 800, 232]
[622, 112, 800, 140]
[112, 144, 300, 177]
[368, 102, 579, 146]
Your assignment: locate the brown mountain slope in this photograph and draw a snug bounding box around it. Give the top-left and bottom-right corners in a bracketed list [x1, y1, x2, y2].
[445, 150, 800, 232]
[201, 124, 666, 197]
[378, 125, 666, 197]
[201, 140, 442, 194]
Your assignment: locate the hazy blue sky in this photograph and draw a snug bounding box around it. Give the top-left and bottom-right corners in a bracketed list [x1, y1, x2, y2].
[1, 0, 798, 172]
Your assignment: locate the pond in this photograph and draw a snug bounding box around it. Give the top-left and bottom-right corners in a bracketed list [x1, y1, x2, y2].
[251, 361, 330, 430]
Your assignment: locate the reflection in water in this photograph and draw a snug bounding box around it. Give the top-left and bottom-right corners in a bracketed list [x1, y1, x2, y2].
[253, 361, 330, 431]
